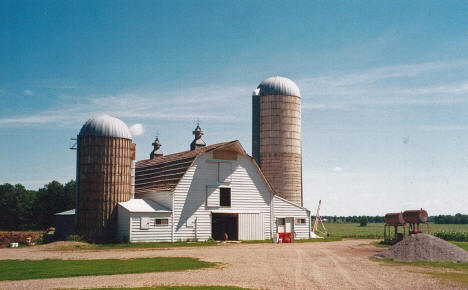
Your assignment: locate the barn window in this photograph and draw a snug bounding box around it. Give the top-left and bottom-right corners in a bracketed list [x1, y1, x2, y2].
[277, 218, 285, 226]
[220, 187, 231, 207]
[155, 218, 169, 226]
[295, 218, 306, 225]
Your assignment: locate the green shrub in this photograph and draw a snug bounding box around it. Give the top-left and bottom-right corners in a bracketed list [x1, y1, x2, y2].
[66, 235, 85, 242]
[359, 216, 368, 227]
[434, 231, 468, 241]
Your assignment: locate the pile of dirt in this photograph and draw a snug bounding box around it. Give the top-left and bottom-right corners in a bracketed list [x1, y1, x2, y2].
[376, 233, 468, 262]
[38, 241, 90, 250]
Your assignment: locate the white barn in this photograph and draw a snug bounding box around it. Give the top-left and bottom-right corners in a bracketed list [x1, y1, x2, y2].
[117, 141, 311, 242]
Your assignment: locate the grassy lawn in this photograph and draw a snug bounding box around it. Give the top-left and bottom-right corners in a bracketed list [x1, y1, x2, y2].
[375, 258, 468, 287]
[0, 257, 216, 281]
[326, 223, 468, 239]
[451, 241, 468, 251]
[90, 287, 250, 290]
[55, 237, 343, 250]
[55, 240, 219, 251]
[241, 237, 341, 244]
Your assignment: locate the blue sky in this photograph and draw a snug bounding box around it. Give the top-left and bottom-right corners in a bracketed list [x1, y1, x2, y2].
[1, 1, 468, 215]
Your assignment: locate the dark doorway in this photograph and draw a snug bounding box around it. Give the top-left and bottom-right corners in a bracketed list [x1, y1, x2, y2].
[211, 213, 238, 241]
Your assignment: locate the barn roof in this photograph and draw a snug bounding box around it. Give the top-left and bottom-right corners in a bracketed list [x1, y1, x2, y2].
[135, 141, 241, 195]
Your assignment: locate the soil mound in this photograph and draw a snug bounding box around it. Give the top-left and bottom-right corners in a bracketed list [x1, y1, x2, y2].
[38, 241, 90, 250]
[376, 233, 468, 262]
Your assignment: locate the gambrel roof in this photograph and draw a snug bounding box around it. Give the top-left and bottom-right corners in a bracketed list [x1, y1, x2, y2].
[135, 141, 236, 194]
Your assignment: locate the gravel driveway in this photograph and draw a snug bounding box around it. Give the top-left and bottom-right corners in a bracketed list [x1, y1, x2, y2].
[0, 240, 455, 289]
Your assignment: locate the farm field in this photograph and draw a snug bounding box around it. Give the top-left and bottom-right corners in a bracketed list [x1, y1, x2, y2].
[325, 223, 468, 239]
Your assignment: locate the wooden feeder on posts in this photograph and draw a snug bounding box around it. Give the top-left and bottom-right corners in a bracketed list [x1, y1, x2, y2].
[403, 209, 429, 235]
[384, 212, 406, 245]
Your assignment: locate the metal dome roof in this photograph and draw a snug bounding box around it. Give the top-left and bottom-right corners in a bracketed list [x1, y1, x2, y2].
[253, 76, 301, 98]
[78, 115, 132, 140]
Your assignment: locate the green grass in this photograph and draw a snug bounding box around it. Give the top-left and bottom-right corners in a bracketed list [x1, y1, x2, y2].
[240, 237, 341, 244]
[326, 223, 468, 239]
[375, 258, 468, 287]
[90, 287, 250, 290]
[55, 240, 219, 251]
[0, 257, 216, 281]
[292, 237, 342, 243]
[451, 241, 468, 251]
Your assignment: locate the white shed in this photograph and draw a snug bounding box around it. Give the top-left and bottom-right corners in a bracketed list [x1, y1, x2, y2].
[117, 199, 172, 242]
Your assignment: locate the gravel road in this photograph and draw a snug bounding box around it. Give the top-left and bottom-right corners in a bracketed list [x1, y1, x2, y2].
[0, 239, 457, 289]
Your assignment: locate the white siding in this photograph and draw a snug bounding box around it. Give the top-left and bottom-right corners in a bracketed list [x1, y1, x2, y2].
[219, 162, 232, 183]
[239, 213, 264, 240]
[173, 153, 272, 241]
[129, 212, 172, 242]
[117, 206, 131, 242]
[206, 186, 220, 207]
[273, 196, 311, 239]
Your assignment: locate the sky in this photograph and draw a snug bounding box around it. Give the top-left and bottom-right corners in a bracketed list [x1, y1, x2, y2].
[1, 1, 468, 215]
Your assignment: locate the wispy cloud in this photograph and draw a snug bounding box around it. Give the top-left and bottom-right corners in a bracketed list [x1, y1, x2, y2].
[0, 84, 252, 127]
[2, 59, 467, 128]
[300, 59, 468, 110]
[23, 89, 34, 96]
[417, 125, 468, 131]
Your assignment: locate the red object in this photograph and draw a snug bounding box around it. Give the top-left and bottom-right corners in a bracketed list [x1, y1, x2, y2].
[131, 143, 136, 160]
[403, 209, 428, 224]
[279, 232, 293, 243]
[384, 213, 405, 226]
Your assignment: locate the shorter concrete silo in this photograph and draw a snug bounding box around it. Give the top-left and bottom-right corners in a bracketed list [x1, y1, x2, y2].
[76, 115, 133, 242]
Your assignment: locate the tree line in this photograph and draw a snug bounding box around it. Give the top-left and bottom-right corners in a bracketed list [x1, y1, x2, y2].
[321, 216, 385, 223]
[321, 215, 468, 224]
[0, 181, 75, 230]
[433, 214, 468, 224]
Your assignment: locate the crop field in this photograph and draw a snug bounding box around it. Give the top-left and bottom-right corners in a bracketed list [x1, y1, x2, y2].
[325, 223, 468, 239]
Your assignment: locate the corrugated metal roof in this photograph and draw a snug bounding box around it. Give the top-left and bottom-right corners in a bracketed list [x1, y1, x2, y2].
[118, 199, 171, 213]
[54, 209, 75, 215]
[78, 115, 132, 140]
[253, 76, 301, 98]
[135, 141, 234, 194]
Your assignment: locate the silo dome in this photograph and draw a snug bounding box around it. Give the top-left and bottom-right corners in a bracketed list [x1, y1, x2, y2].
[254, 76, 301, 98]
[79, 115, 132, 140]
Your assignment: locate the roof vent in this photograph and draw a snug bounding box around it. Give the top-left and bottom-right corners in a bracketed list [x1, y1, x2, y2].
[150, 136, 163, 159]
[190, 122, 206, 150]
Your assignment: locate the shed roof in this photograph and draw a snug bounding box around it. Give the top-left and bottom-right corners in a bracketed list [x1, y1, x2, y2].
[135, 141, 245, 195]
[118, 199, 171, 213]
[54, 209, 76, 216]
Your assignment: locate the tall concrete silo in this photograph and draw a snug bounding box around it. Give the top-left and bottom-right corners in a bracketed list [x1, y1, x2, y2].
[76, 115, 133, 242]
[252, 76, 302, 206]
